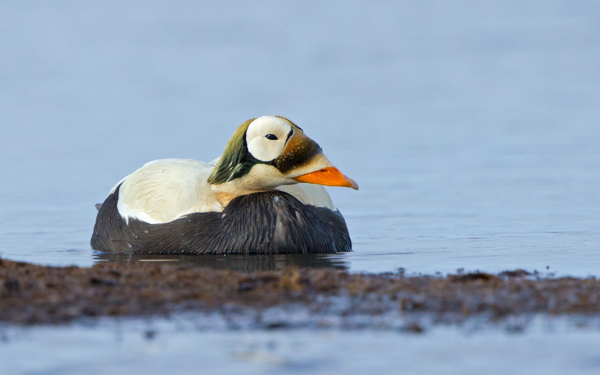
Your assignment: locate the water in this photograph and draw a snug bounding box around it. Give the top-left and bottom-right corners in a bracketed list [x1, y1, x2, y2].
[2, 315, 600, 375]
[1, 2, 599, 373]
[1, 1, 599, 276]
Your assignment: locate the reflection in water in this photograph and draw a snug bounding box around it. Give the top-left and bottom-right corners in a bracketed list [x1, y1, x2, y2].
[94, 252, 348, 272]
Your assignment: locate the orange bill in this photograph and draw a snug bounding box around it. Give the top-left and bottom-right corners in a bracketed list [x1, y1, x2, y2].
[293, 167, 359, 190]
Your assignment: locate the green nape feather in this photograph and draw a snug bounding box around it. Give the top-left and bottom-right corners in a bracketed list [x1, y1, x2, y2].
[207, 118, 256, 185]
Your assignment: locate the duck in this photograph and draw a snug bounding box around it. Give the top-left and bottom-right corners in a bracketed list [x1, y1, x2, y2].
[91, 116, 358, 255]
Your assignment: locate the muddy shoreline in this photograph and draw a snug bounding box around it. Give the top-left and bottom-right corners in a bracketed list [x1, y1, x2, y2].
[1, 258, 599, 326]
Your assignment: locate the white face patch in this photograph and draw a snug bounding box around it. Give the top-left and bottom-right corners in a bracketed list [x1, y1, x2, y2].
[246, 116, 292, 162]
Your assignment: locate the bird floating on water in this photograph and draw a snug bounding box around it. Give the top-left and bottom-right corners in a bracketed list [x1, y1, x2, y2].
[91, 116, 358, 254]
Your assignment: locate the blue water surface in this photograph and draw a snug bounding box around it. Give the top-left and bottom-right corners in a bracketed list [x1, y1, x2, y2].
[0, 1, 599, 276]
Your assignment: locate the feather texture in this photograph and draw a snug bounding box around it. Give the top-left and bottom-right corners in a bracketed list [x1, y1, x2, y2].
[207, 118, 255, 184]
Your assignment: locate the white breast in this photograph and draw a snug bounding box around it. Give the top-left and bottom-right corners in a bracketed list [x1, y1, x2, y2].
[276, 184, 335, 210]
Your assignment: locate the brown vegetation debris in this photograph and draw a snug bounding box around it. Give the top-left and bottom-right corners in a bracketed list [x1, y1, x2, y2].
[1, 258, 600, 325]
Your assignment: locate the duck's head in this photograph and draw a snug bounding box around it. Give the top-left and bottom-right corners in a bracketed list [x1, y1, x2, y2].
[208, 116, 358, 203]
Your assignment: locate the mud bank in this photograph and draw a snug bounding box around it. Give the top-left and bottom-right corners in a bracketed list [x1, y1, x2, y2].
[1, 258, 599, 325]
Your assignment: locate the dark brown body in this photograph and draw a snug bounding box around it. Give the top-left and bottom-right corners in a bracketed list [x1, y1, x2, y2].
[91, 185, 352, 254]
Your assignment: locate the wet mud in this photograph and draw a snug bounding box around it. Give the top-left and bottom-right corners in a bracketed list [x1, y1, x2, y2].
[1, 258, 599, 325]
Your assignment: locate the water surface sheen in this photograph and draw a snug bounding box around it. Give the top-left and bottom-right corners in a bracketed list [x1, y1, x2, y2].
[3, 317, 600, 375]
[1, 1, 599, 277]
[96, 253, 349, 273]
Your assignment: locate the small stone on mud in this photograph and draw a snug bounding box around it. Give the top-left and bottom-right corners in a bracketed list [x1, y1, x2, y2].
[400, 321, 425, 333]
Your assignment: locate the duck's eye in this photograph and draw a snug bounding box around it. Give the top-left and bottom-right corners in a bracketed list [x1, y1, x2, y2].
[265, 134, 278, 140]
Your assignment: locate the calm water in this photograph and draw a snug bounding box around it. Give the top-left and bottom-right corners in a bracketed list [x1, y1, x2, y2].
[1, 2, 600, 373]
[1, 1, 599, 276]
[2, 315, 600, 375]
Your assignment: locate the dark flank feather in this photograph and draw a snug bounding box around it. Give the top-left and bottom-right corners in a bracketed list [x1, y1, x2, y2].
[91, 185, 352, 254]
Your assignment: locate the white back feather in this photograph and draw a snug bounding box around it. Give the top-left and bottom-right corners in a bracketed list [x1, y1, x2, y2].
[117, 159, 223, 224]
[114, 158, 336, 224]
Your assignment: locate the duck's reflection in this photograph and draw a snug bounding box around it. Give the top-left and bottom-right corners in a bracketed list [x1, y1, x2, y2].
[94, 253, 348, 272]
